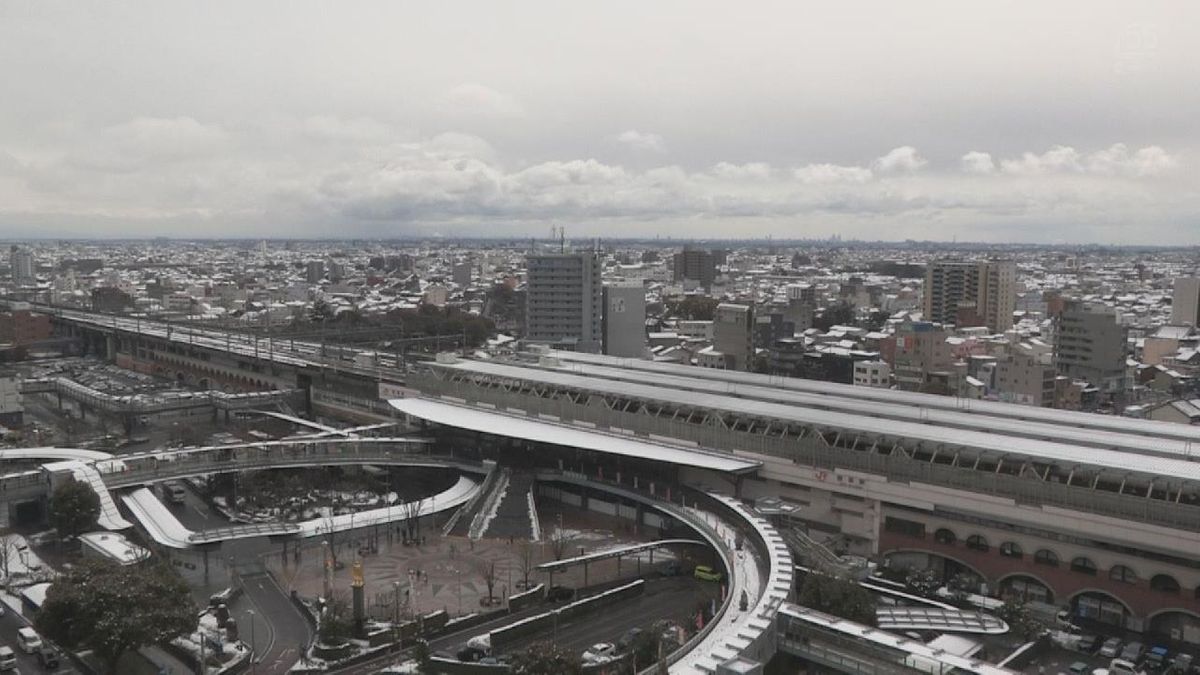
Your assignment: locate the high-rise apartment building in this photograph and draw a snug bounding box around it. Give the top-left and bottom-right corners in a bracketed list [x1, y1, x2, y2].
[601, 283, 646, 358]
[1055, 300, 1128, 403]
[922, 260, 1016, 332]
[1171, 277, 1200, 327]
[672, 247, 716, 290]
[712, 303, 755, 371]
[525, 252, 602, 353]
[8, 246, 34, 285]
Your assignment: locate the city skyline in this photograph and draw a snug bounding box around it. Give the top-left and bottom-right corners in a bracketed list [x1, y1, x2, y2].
[0, 1, 1196, 243]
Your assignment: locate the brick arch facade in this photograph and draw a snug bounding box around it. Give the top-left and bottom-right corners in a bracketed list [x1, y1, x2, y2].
[880, 530, 1200, 619]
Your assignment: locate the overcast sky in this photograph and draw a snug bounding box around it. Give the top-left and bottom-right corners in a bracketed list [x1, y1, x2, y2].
[0, 1, 1196, 243]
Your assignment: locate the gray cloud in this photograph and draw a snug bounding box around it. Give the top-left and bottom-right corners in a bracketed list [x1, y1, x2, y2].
[0, 1, 1196, 242]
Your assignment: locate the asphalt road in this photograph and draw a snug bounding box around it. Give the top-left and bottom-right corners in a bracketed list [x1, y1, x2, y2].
[498, 576, 719, 658]
[237, 571, 313, 675]
[0, 605, 78, 674]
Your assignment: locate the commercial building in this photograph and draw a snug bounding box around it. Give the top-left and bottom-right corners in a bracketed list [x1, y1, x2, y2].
[305, 260, 325, 284]
[1172, 277, 1200, 327]
[0, 374, 22, 428]
[713, 303, 754, 371]
[672, 247, 717, 290]
[8, 246, 34, 285]
[452, 261, 473, 287]
[852, 360, 891, 388]
[406, 351, 1200, 643]
[889, 321, 953, 393]
[601, 283, 646, 358]
[0, 306, 51, 346]
[922, 260, 1016, 332]
[1055, 300, 1129, 403]
[994, 342, 1056, 407]
[524, 252, 603, 353]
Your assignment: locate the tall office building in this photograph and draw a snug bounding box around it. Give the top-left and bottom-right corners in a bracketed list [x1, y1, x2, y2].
[922, 260, 1016, 332]
[602, 283, 646, 358]
[672, 247, 717, 290]
[1055, 300, 1128, 403]
[305, 260, 325, 283]
[8, 246, 34, 285]
[712, 303, 755, 371]
[1171, 277, 1200, 327]
[525, 252, 602, 353]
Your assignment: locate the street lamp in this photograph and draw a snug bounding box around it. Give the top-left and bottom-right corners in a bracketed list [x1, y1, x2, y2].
[246, 609, 257, 674]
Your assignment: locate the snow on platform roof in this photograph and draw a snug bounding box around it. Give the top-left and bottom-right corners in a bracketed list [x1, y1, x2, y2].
[433, 359, 1200, 483]
[389, 397, 761, 474]
[534, 349, 1200, 445]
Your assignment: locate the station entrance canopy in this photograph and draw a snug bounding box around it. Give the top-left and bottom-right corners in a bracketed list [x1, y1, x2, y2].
[389, 397, 761, 475]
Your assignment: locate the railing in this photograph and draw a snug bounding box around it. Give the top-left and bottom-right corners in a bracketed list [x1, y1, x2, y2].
[21, 376, 298, 415]
[442, 460, 499, 536]
[468, 468, 510, 540]
[103, 448, 480, 488]
[311, 388, 402, 419]
[532, 471, 747, 674]
[417, 375, 1200, 534]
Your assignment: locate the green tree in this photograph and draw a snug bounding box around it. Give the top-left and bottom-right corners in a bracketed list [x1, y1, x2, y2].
[509, 641, 583, 675]
[309, 297, 335, 323]
[904, 567, 942, 598]
[412, 639, 432, 674]
[998, 596, 1045, 640]
[796, 571, 876, 625]
[48, 478, 100, 539]
[36, 558, 197, 673]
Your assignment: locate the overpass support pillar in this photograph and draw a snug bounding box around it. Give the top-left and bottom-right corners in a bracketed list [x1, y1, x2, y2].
[105, 335, 117, 362]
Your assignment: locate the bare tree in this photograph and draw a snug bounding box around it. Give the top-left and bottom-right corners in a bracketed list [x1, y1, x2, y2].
[517, 539, 536, 590]
[478, 560, 498, 606]
[402, 497, 424, 543]
[550, 527, 575, 561]
[0, 535, 23, 583]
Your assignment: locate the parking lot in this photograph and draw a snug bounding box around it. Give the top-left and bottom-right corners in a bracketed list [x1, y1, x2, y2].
[1023, 632, 1198, 675]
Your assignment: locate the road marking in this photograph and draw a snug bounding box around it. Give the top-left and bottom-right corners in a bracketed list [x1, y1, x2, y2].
[242, 578, 279, 665]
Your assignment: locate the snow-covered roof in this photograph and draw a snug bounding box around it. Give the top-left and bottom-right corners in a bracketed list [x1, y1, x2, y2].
[390, 397, 760, 474]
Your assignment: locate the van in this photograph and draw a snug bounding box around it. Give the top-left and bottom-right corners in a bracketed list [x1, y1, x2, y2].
[0, 646, 14, 670]
[18, 626, 43, 653]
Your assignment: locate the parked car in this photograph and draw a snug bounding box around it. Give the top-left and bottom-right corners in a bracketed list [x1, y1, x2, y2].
[582, 642, 616, 664]
[1100, 637, 1125, 658]
[694, 565, 723, 582]
[1168, 653, 1193, 674]
[34, 646, 59, 668]
[546, 585, 574, 602]
[1069, 663, 1091, 675]
[0, 646, 14, 671]
[1108, 658, 1144, 675]
[1144, 646, 1169, 671]
[1120, 642, 1146, 663]
[1078, 634, 1102, 653]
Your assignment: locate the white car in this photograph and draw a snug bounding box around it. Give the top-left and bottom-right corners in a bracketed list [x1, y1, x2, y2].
[583, 642, 616, 664]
